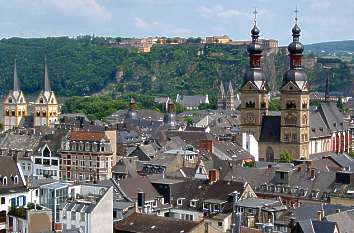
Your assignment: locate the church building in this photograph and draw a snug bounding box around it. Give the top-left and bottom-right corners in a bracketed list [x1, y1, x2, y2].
[32, 58, 59, 128]
[3, 60, 28, 131]
[218, 81, 236, 111]
[240, 15, 310, 161]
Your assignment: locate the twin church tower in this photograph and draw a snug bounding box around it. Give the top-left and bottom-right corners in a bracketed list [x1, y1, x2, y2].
[3, 58, 59, 131]
[240, 12, 310, 161]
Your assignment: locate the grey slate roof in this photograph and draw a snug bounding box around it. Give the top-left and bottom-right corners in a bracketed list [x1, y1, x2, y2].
[325, 209, 354, 233]
[0, 156, 28, 195]
[259, 116, 281, 142]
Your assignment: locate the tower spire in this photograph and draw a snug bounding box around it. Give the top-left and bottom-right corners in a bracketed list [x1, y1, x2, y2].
[282, 8, 307, 85]
[13, 59, 19, 92]
[43, 56, 51, 92]
[253, 8, 258, 26]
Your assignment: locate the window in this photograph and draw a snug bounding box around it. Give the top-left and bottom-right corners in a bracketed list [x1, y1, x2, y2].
[62, 211, 67, 219]
[218, 221, 223, 227]
[1, 197, 5, 204]
[51, 160, 58, 166]
[43, 159, 50, 166]
[43, 147, 51, 157]
[177, 198, 184, 206]
[14, 176, 18, 184]
[280, 172, 285, 179]
[80, 213, 85, 221]
[3, 177, 7, 185]
[35, 158, 42, 165]
[190, 201, 196, 207]
[286, 100, 296, 109]
[71, 212, 76, 220]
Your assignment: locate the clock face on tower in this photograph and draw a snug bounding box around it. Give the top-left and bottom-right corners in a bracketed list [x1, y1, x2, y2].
[246, 112, 256, 124]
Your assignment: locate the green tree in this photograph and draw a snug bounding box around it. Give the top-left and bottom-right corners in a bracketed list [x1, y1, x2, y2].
[279, 150, 294, 163]
[269, 99, 281, 111]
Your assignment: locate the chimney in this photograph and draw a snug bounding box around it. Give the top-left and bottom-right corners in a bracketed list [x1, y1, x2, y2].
[208, 169, 220, 183]
[288, 216, 296, 231]
[310, 168, 316, 179]
[199, 139, 213, 153]
[137, 192, 145, 213]
[305, 160, 312, 172]
[316, 210, 324, 221]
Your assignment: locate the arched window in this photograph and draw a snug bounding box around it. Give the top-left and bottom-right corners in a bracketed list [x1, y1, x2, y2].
[39, 98, 44, 104]
[8, 97, 12, 103]
[266, 147, 274, 162]
[286, 100, 296, 109]
[285, 114, 297, 125]
[245, 101, 256, 108]
[14, 175, 18, 184]
[43, 147, 51, 157]
[302, 114, 308, 125]
[5, 109, 9, 116]
[3, 176, 7, 185]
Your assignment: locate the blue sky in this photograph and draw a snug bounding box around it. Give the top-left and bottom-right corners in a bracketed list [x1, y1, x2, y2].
[0, 0, 353, 45]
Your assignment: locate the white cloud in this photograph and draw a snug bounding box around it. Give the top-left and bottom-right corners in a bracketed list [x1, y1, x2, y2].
[199, 5, 243, 19]
[134, 17, 160, 29]
[15, 0, 112, 22]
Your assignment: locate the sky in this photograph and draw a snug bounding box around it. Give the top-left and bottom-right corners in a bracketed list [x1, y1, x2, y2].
[0, 0, 353, 45]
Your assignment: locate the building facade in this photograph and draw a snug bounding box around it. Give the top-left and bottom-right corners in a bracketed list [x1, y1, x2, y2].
[60, 131, 113, 181]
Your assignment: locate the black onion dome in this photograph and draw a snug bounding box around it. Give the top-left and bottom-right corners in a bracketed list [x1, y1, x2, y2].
[244, 68, 264, 82]
[251, 25, 260, 36]
[292, 23, 301, 36]
[288, 41, 304, 54]
[283, 69, 307, 85]
[247, 43, 263, 54]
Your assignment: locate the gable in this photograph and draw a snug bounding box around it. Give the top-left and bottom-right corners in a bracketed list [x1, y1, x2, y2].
[281, 81, 301, 92]
[240, 81, 259, 91]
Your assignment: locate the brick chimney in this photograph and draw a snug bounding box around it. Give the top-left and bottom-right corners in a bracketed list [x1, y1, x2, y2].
[208, 169, 220, 183]
[199, 139, 213, 153]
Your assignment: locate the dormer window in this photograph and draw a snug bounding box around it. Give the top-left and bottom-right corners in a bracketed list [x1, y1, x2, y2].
[190, 199, 198, 207]
[39, 98, 44, 104]
[14, 175, 18, 184]
[8, 97, 12, 103]
[177, 198, 184, 206]
[3, 176, 7, 185]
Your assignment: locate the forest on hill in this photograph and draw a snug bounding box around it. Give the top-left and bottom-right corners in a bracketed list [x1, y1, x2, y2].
[0, 36, 352, 101]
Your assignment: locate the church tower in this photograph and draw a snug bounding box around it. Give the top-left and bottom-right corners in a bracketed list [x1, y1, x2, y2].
[3, 60, 28, 131]
[226, 81, 235, 111]
[280, 13, 310, 159]
[217, 82, 226, 110]
[240, 12, 269, 140]
[33, 57, 59, 128]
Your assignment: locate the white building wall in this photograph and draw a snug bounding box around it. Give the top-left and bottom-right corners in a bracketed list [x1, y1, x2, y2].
[242, 133, 259, 161]
[90, 187, 113, 233]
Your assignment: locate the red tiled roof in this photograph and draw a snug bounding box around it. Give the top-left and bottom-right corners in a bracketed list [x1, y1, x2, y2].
[68, 131, 106, 142]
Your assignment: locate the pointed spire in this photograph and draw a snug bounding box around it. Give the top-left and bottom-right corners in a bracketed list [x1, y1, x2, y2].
[43, 56, 51, 92]
[228, 81, 234, 96]
[325, 74, 329, 102]
[219, 81, 225, 98]
[13, 59, 19, 92]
